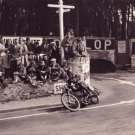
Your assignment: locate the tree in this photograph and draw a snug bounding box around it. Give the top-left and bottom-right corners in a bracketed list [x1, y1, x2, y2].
[0, 0, 135, 38]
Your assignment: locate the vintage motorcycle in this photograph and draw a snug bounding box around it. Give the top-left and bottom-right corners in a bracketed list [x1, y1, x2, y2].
[61, 79, 99, 112]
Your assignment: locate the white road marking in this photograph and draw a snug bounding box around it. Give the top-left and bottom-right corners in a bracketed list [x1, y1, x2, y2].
[97, 77, 135, 87]
[1, 99, 135, 121]
[0, 112, 49, 121]
[116, 79, 135, 86]
[80, 99, 135, 111]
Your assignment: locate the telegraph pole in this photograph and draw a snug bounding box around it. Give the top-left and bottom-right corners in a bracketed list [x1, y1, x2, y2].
[48, 0, 75, 42]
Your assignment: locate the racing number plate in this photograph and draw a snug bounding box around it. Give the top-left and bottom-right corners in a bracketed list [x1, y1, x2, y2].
[54, 83, 66, 94]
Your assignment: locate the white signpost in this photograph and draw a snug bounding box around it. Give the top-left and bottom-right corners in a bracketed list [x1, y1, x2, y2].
[48, 0, 75, 42]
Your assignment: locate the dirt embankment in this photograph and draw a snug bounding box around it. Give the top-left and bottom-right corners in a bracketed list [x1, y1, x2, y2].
[0, 82, 55, 103]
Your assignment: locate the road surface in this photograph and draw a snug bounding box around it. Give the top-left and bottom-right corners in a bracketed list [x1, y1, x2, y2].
[0, 71, 135, 135]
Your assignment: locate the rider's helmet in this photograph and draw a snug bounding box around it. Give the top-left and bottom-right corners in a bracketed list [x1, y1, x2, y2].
[71, 74, 81, 83]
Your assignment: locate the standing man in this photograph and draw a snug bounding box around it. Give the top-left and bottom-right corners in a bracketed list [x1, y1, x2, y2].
[61, 30, 75, 60]
[0, 36, 8, 73]
[74, 36, 87, 57]
[19, 37, 29, 74]
[26, 37, 35, 53]
[9, 39, 18, 80]
[40, 38, 48, 54]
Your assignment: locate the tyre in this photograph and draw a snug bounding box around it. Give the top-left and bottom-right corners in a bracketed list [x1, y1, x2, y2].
[61, 93, 81, 112]
[90, 95, 99, 104]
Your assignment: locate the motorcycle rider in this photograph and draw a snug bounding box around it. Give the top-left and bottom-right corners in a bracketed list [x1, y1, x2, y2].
[67, 74, 96, 98]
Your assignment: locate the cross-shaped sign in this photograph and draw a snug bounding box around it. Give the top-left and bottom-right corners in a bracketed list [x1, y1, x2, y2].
[48, 0, 75, 42]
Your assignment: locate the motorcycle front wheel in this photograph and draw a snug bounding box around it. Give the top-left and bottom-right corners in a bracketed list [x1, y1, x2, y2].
[61, 93, 81, 112]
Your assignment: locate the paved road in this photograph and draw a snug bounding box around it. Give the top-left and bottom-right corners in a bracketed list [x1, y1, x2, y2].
[1, 72, 135, 135]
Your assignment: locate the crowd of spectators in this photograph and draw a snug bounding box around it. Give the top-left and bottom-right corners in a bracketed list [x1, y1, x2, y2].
[0, 31, 87, 87]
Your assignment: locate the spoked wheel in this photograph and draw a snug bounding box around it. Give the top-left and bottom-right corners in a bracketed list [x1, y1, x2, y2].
[90, 95, 99, 104]
[61, 93, 81, 112]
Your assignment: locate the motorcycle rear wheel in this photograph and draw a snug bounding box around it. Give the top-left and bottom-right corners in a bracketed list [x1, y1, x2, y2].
[90, 95, 99, 104]
[61, 93, 81, 112]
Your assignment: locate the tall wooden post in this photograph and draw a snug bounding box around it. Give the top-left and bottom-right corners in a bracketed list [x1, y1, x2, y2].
[48, 0, 75, 42]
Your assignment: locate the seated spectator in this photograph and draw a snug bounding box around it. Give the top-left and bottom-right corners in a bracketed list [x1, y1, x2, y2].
[26, 61, 37, 75]
[36, 61, 48, 82]
[62, 60, 72, 78]
[26, 61, 37, 86]
[48, 58, 68, 81]
[0, 72, 7, 89]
